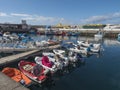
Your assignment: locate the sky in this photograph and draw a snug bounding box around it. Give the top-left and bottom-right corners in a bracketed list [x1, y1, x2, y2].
[0, 0, 120, 25]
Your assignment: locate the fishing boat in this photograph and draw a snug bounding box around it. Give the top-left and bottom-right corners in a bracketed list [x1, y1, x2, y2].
[2, 67, 32, 86]
[18, 60, 47, 84]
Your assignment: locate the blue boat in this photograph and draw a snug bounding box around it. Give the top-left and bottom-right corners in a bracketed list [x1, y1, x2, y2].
[67, 31, 80, 36]
[45, 29, 55, 35]
[71, 32, 80, 36]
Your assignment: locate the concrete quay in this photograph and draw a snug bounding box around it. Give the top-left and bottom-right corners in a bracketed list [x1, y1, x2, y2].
[0, 44, 60, 66]
[0, 72, 29, 90]
[0, 49, 39, 66]
[38, 29, 120, 38]
[0, 44, 60, 90]
[0, 48, 36, 53]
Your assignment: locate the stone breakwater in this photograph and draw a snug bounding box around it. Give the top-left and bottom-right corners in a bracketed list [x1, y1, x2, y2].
[37, 28, 120, 38]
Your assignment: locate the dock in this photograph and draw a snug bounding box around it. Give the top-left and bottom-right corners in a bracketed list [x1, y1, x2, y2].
[0, 48, 37, 53]
[0, 72, 29, 90]
[0, 44, 61, 53]
[0, 44, 60, 66]
[0, 49, 39, 66]
[0, 44, 60, 90]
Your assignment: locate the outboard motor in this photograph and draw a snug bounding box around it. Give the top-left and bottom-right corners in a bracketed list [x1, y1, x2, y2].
[90, 43, 93, 47]
[76, 53, 84, 63]
[87, 47, 91, 52]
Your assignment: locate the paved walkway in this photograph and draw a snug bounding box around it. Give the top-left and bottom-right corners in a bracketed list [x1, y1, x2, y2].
[0, 50, 39, 66]
[0, 44, 60, 66]
[0, 44, 61, 90]
[0, 72, 29, 90]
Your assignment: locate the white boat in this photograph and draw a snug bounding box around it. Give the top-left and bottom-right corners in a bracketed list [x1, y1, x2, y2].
[35, 40, 48, 47]
[53, 49, 65, 55]
[42, 52, 56, 62]
[77, 40, 101, 48]
[89, 47, 100, 53]
[77, 40, 92, 47]
[69, 46, 88, 55]
[3, 32, 11, 38]
[80, 44, 101, 53]
[94, 31, 103, 39]
[79, 44, 101, 53]
[68, 51, 84, 63]
[43, 52, 65, 69]
[53, 49, 69, 67]
[35, 56, 58, 72]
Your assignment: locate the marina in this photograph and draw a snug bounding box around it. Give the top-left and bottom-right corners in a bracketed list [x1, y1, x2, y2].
[0, 34, 120, 90]
[1, 1, 120, 90]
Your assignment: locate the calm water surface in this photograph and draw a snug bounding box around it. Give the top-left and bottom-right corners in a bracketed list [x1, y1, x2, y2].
[3, 35, 120, 90]
[29, 35, 120, 90]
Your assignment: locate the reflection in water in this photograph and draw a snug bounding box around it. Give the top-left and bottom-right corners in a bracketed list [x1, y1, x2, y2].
[2, 35, 120, 90]
[103, 38, 120, 46]
[28, 60, 85, 90]
[28, 36, 120, 90]
[47, 35, 54, 40]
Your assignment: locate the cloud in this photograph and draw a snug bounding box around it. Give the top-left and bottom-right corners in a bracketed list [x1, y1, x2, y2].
[0, 12, 67, 24]
[22, 15, 66, 24]
[10, 13, 62, 23]
[80, 12, 120, 24]
[11, 13, 31, 17]
[0, 12, 7, 16]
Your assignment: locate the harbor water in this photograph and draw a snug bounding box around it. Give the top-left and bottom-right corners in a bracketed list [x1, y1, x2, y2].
[1, 35, 120, 90]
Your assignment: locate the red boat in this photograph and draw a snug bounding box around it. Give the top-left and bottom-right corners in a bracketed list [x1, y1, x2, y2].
[18, 60, 47, 84]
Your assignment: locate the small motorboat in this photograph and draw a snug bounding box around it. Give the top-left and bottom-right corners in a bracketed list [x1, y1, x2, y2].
[42, 52, 56, 62]
[42, 52, 67, 70]
[53, 49, 65, 55]
[35, 56, 58, 72]
[68, 51, 84, 63]
[47, 39, 60, 45]
[77, 40, 91, 47]
[53, 49, 69, 67]
[69, 46, 88, 55]
[94, 31, 103, 39]
[90, 48, 100, 53]
[2, 67, 32, 86]
[77, 40, 101, 48]
[35, 40, 48, 47]
[78, 44, 101, 53]
[18, 60, 47, 84]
